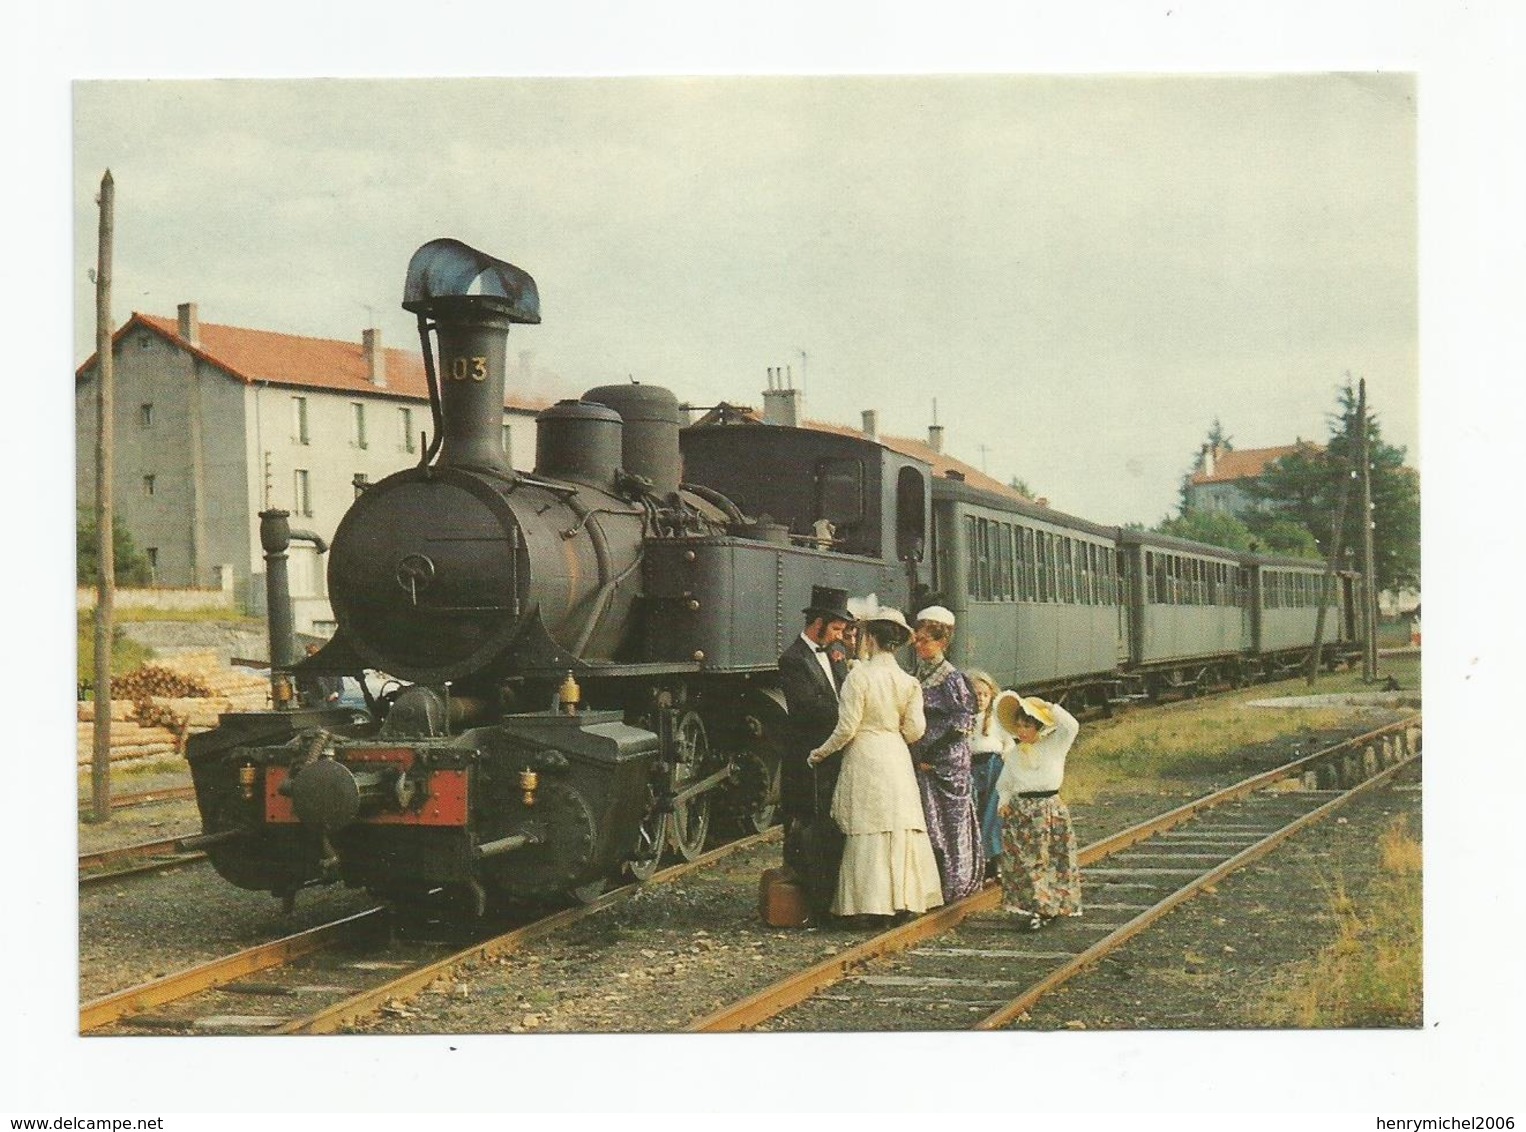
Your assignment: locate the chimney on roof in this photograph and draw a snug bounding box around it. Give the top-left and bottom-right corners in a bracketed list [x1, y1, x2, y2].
[1201, 442, 1215, 478]
[363, 328, 387, 387]
[928, 424, 944, 454]
[762, 366, 800, 427]
[177, 302, 199, 346]
[861, 410, 878, 440]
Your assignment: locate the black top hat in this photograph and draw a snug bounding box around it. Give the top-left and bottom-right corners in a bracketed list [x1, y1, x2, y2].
[802, 585, 853, 622]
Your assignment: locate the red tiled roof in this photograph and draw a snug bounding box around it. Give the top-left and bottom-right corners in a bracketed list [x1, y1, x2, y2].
[1189, 443, 1322, 485]
[804, 418, 1034, 505]
[77, 312, 554, 414]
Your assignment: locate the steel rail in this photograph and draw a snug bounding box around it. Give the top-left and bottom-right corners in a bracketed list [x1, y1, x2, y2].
[686, 714, 1419, 1032]
[76, 785, 198, 813]
[78, 853, 208, 888]
[78, 835, 188, 872]
[82, 825, 782, 1036]
[276, 825, 782, 1035]
[79, 907, 387, 1032]
[971, 750, 1420, 1030]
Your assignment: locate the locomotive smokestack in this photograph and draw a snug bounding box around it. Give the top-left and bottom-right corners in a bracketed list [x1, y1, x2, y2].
[401, 239, 540, 477]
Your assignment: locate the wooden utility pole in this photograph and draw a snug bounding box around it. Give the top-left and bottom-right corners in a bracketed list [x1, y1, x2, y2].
[1305, 397, 1358, 688]
[1358, 377, 1380, 682]
[90, 169, 115, 824]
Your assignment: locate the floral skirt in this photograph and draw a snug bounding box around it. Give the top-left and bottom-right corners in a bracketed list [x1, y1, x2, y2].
[999, 794, 1081, 918]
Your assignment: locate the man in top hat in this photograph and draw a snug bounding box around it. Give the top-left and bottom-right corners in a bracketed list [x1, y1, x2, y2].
[778, 584, 853, 920]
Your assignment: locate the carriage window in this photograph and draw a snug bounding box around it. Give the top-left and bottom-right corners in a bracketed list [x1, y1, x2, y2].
[998, 523, 1014, 601]
[815, 457, 865, 531]
[965, 515, 979, 599]
[977, 519, 988, 600]
[1037, 532, 1051, 602]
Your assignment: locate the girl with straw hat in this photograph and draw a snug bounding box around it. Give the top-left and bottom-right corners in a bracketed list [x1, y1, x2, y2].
[993, 691, 1083, 930]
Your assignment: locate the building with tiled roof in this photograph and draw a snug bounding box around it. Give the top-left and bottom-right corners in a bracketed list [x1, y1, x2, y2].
[1183, 441, 1323, 516]
[76, 304, 553, 633]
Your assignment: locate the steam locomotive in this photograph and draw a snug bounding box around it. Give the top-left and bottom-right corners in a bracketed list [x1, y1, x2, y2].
[184, 238, 1364, 913]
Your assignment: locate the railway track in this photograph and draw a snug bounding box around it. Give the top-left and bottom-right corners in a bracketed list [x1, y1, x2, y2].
[77, 784, 197, 812]
[688, 715, 1420, 1032]
[80, 714, 1418, 1036]
[80, 826, 782, 1034]
[78, 836, 207, 887]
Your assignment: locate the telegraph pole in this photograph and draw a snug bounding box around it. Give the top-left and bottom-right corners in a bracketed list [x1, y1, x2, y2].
[1305, 395, 1357, 688]
[1358, 378, 1379, 682]
[90, 169, 116, 824]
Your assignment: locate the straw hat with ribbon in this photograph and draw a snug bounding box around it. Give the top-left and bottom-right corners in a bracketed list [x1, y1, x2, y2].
[995, 689, 1057, 739]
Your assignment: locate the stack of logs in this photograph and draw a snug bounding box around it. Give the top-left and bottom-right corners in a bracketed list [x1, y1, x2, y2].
[77, 652, 271, 769]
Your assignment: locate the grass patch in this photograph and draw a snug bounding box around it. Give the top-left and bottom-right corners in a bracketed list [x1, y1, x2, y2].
[1064, 703, 1354, 803]
[1254, 814, 1422, 1027]
[76, 612, 156, 690]
[110, 606, 264, 627]
[1062, 654, 1422, 805]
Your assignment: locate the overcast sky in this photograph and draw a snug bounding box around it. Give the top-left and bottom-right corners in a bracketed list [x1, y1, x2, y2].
[19, 0, 1526, 1118]
[73, 73, 1416, 527]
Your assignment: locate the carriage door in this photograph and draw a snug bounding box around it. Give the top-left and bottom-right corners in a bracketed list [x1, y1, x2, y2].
[896, 466, 928, 598]
[1115, 547, 1131, 665]
[1240, 566, 1255, 651]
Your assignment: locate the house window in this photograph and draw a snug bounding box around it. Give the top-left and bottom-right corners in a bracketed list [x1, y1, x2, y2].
[352, 403, 367, 449]
[139, 403, 154, 428]
[294, 469, 312, 516]
[293, 396, 310, 445]
[142, 474, 156, 497]
[400, 407, 416, 453]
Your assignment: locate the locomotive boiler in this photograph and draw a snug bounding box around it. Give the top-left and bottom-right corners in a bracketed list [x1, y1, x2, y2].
[185, 238, 911, 912]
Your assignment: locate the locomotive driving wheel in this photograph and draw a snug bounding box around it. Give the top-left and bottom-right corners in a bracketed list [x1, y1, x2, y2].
[625, 785, 669, 882]
[666, 708, 713, 861]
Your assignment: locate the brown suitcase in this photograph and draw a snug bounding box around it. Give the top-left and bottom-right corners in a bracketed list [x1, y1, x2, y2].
[759, 866, 810, 927]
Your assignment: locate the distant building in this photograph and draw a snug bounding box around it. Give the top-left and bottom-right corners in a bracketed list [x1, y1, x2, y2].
[1182, 441, 1322, 516]
[76, 304, 552, 634]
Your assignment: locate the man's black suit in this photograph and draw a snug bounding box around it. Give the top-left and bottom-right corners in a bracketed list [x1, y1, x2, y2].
[778, 635, 849, 918]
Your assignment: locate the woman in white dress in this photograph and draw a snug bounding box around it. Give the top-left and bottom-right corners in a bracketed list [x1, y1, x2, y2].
[806, 608, 945, 920]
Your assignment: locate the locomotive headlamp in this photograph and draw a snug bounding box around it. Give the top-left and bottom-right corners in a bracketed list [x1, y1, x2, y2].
[519, 768, 539, 807]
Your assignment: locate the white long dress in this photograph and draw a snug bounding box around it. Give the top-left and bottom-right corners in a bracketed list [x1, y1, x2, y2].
[811, 651, 945, 917]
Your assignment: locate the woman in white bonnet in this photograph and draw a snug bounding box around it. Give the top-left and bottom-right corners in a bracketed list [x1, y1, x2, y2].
[993, 690, 1083, 930]
[807, 606, 944, 923]
[908, 605, 985, 903]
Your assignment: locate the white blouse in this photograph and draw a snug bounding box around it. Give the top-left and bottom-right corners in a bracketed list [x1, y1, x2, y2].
[969, 712, 1011, 758]
[995, 700, 1080, 805]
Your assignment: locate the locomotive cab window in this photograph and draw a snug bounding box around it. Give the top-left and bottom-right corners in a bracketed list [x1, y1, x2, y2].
[814, 457, 864, 534]
[895, 467, 926, 563]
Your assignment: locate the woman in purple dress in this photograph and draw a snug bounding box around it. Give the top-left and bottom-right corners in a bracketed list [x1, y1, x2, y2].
[907, 606, 985, 902]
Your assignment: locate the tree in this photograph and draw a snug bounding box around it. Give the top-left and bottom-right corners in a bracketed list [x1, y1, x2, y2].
[1008, 475, 1035, 499]
[1242, 513, 1322, 559]
[1177, 418, 1236, 514]
[77, 511, 153, 587]
[1245, 379, 1419, 591]
[1155, 508, 1256, 552]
